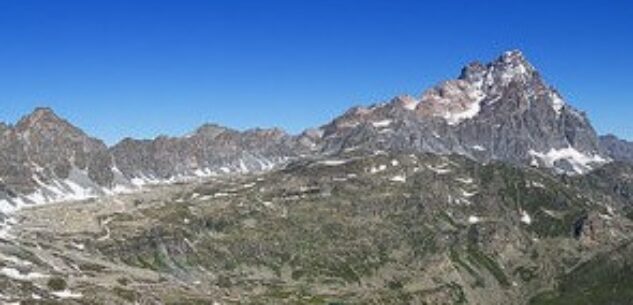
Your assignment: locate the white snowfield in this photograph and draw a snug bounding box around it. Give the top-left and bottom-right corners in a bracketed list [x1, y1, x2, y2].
[468, 215, 481, 224]
[401, 97, 420, 110]
[51, 289, 83, 299]
[455, 177, 474, 184]
[0, 267, 48, 281]
[520, 210, 532, 225]
[444, 99, 482, 126]
[550, 92, 565, 115]
[529, 147, 608, 174]
[390, 175, 406, 183]
[426, 164, 452, 174]
[318, 159, 349, 166]
[371, 119, 392, 128]
[369, 164, 388, 174]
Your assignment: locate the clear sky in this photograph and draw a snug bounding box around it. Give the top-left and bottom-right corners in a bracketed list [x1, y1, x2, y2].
[0, 0, 631, 144]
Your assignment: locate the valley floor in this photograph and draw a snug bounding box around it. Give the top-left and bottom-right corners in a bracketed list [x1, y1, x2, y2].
[2, 152, 633, 305]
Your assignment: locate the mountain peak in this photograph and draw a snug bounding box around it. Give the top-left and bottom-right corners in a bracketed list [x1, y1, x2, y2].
[194, 123, 233, 137]
[29, 107, 57, 118]
[500, 49, 527, 61]
[493, 49, 536, 79]
[495, 49, 533, 71]
[16, 107, 65, 129]
[14, 107, 95, 145]
[458, 49, 536, 85]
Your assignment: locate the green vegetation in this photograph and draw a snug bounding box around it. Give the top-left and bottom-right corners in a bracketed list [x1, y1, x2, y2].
[465, 246, 510, 287]
[530, 246, 633, 305]
[15, 152, 628, 304]
[514, 265, 537, 282]
[46, 277, 67, 291]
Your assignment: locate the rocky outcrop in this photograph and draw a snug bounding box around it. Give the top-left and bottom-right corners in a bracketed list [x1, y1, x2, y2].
[600, 134, 633, 164]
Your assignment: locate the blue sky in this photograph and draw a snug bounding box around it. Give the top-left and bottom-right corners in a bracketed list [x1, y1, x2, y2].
[0, 0, 631, 144]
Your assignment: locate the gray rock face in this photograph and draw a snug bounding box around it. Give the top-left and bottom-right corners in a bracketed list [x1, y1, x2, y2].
[600, 134, 633, 164]
[110, 124, 309, 181]
[0, 108, 113, 202]
[313, 50, 607, 174]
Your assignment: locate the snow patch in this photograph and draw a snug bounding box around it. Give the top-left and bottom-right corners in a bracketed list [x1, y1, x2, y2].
[607, 205, 615, 216]
[0, 254, 33, 267]
[318, 159, 349, 166]
[371, 119, 392, 128]
[549, 92, 565, 115]
[468, 216, 481, 224]
[239, 159, 249, 173]
[0, 199, 17, 214]
[51, 289, 83, 299]
[426, 164, 451, 174]
[70, 242, 85, 251]
[526, 181, 545, 189]
[242, 182, 256, 189]
[370, 164, 388, 174]
[455, 177, 473, 184]
[193, 168, 214, 177]
[529, 147, 609, 174]
[520, 210, 532, 224]
[390, 175, 406, 183]
[0, 267, 48, 281]
[130, 173, 161, 186]
[445, 101, 482, 125]
[403, 99, 419, 110]
[461, 189, 477, 198]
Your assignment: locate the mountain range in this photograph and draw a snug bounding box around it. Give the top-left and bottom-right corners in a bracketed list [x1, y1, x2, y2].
[1, 50, 631, 215]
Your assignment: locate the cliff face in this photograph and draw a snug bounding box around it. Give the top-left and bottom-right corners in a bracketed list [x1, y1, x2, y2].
[600, 134, 633, 164]
[0, 108, 113, 210]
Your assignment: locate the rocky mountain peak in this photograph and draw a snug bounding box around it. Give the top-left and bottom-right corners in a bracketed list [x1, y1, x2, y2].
[243, 127, 287, 139]
[458, 61, 487, 83]
[491, 49, 537, 82]
[416, 50, 554, 124]
[324, 49, 544, 128]
[15, 107, 80, 135]
[391, 95, 420, 110]
[458, 49, 536, 87]
[315, 50, 607, 174]
[194, 123, 233, 138]
[500, 49, 529, 65]
[17, 107, 58, 124]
